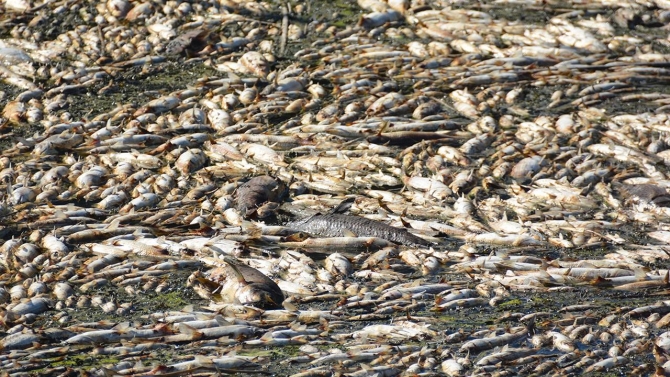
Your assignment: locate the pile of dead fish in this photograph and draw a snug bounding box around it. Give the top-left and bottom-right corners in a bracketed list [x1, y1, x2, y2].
[4, 0, 670, 375]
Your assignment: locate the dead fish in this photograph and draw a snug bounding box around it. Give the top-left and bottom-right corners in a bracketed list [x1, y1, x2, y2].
[1, 332, 41, 350]
[165, 28, 217, 56]
[287, 213, 431, 247]
[614, 182, 670, 206]
[210, 256, 284, 310]
[234, 175, 288, 219]
[460, 327, 528, 354]
[367, 131, 455, 146]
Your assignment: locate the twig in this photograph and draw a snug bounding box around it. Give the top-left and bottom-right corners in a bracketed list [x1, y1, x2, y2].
[280, 2, 289, 55]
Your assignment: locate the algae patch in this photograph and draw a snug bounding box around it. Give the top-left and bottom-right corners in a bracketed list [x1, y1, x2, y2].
[153, 290, 191, 310]
[331, 0, 361, 28]
[61, 272, 206, 327]
[309, 0, 362, 25]
[497, 298, 523, 309]
[65, 61, 219, 121]
[48, 354, 120, 371]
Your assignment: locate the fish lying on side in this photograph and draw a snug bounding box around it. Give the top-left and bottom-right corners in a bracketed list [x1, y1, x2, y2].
[287, 198, 432, 247]
[234, 175, 288, 219]
[210, 256, 285, 310]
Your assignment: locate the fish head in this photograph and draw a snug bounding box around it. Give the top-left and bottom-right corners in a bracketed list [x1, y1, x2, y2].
[207, 266, 238, 283]
[236, 283, 284, 309]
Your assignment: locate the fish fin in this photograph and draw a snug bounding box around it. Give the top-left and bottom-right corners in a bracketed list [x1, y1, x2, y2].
[342, 229, 357, 237]
[319, 317, 330, 332]
[207, 245, 223, 259]
[213, 315, 233, 327]
[178, 323, 203, 339]
[496, 250, 510, 259]
[222, 256, 248, 284]
[291, 321, 307, 332]
[193, 355, 214, 366]
[540, 260, 548, 271]
[378, 120, 389, 135]
[493, 261, 515, 272]
[590, 276, 612, 287]
[377, 199, 394, 213]
[242, 221, 262, 238]
[633, 268, 648, 280]
[260, 331, 274, 341]
[228, 72, 241, 84]
[98, 368, 122, 377]
[106, 219, 120, 230]
[113, 322, 131, 332]
[283, 300, 298, 312]
[195, 276, 222, 290]
[54, 210, 68, 219]
[330, 196, 356, 214]
[182, 304, 195, 312]
[194, 313, 213, 321]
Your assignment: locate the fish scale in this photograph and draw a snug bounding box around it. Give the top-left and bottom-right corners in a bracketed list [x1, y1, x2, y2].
[288, 213, 431, 247]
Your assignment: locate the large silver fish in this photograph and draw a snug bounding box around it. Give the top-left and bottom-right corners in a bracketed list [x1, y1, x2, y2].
[288, 212, 431, 247]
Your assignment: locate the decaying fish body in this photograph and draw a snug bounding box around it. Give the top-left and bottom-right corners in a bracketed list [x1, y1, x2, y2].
[287, 213, 431, 247]
[195, 256, 284, 310]
[5, 0, 670, 375]
[234, 175, 288, 218]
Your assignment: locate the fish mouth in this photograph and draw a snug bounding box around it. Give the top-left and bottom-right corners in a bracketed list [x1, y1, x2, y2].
[238, 284, 284, 310]
[222, 256, 285, 309]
